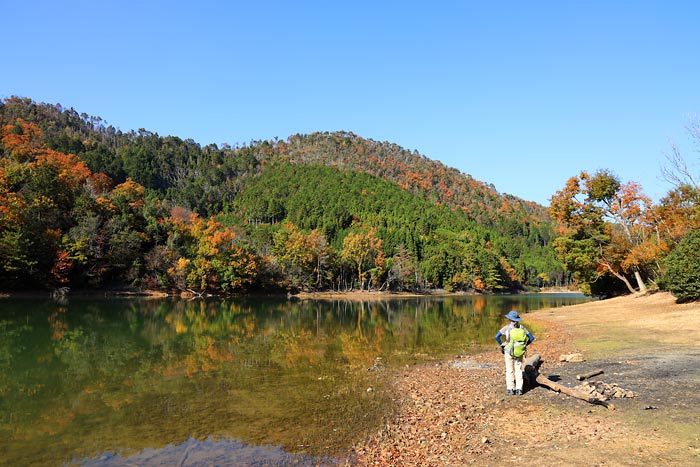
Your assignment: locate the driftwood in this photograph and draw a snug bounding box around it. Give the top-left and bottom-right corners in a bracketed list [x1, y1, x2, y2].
[576, 368, 604, 381]
[575, 381, 635, 399]
[523, 354, 615, 410]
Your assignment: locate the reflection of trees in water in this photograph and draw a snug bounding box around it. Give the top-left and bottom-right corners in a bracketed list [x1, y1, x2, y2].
[48, 307, 68, 340]
[0, 295, 593, 467]
[473, 295, 486, 313]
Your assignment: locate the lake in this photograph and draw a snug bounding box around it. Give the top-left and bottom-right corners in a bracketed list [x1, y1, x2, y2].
[0, 293, 592, 466]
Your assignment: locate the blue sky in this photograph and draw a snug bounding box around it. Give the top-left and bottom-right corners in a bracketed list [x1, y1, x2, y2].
[2, 1, 699, 206]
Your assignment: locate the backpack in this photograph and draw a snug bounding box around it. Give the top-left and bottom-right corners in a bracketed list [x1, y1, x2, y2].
[507, 327, 528, 358]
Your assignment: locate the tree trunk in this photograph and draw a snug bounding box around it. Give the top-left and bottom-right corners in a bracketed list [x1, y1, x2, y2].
[523, 354, 543, 376]
[535, 374, 614, 410]
[601, 262, 637, 294]
[634, 269, 647, 293]
[522, 354, 614, 410]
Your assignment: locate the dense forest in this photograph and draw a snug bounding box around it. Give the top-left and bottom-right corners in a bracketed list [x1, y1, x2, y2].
[9, 95, 698, 298]
[0, 97, 563, 294]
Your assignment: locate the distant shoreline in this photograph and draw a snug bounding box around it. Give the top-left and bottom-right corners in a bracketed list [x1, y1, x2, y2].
[293, 290, 440, 301]
[535, 287, 584, 294]
[293, 287, 583, 301]
[1, 287, 583, 301]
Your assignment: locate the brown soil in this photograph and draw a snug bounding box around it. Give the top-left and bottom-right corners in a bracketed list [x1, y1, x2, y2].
[349, 292, 700, 466]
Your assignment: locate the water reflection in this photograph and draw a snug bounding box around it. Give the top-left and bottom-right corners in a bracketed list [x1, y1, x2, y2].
[0, 294, 591, 466]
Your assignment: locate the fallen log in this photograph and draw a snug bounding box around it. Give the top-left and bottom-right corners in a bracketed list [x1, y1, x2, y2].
[536, 373, 615, 410]
[524, 354, 543, 375]
[576, 368, 604, 381]
[522, 354, 615, 410]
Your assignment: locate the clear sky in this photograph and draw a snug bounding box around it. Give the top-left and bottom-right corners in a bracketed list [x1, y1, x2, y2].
[2, 1, 699, 206]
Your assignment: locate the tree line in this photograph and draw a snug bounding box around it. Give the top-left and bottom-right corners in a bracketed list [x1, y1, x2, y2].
[15, 96, 700, 300]
[0, 97, 564, 294]
[549, 119, 700, 299]
[232, 163, 562, 291]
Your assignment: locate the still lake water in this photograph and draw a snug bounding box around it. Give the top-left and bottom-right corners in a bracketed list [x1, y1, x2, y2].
[0, 293, 592, 466]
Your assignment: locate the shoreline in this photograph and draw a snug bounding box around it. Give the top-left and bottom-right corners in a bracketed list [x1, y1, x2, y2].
[293, 290, 451, 301]
[293, 286, 583, 300]
[350, 291, 700, 466]
[1, 287, 583, 301]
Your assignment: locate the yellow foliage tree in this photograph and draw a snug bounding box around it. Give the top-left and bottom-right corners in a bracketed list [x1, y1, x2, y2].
[341, 226, 384, 290]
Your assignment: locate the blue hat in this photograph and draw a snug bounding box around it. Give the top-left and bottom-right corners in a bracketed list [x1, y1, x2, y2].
[505, 310, 522, 322]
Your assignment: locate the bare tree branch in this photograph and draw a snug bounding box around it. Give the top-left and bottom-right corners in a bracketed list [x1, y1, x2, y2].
[662, 115, 700, 189]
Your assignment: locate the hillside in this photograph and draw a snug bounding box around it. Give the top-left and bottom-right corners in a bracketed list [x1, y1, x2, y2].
[280, 132, 549, 226]
[0, 97, 546, 224]
[233, 163, 563, 290]
[0, 96, 564, 292]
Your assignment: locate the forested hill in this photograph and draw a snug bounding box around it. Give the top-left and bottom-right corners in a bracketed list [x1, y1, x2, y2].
[0, 96, 564, 293]
[279, 132, 548, 226]
[0, 97, 544, 226]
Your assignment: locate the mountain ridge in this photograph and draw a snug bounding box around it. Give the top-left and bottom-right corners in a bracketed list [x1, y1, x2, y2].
[0, 96, 545, 224]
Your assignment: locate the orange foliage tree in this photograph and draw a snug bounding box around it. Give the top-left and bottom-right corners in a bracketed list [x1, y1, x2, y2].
[0, 120, 94, 286]
[166, 213, 259, 292]
[550, 170, 660, 294]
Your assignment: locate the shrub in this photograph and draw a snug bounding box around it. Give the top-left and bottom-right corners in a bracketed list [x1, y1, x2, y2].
[663, 230, 700, 301]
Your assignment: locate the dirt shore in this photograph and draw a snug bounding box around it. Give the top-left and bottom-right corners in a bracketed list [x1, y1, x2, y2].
[294, 290, 451, 301]
[349, 292, 700, 466]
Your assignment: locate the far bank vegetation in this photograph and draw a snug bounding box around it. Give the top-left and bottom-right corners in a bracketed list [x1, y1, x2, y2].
[1, 97, 698, 301]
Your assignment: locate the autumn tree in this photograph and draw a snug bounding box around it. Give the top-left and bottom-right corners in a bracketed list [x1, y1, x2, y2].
[272, 223, 314, 288]
[341, 226, 385, 290]
[165, 212, 259, 293]
[272, 223, 333, 290]
[306, 228, 332, 289]
[550, 170, 659, 294]
[0, 120, 93, 286]
[654, 185, 700, 246]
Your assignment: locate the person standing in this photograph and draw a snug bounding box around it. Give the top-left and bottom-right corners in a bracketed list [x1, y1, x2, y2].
[495, 310, 535, 395]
